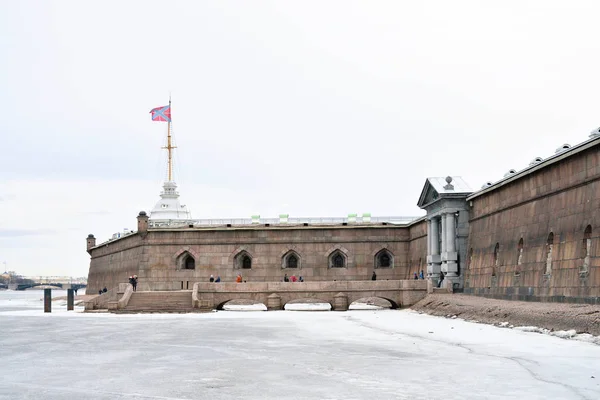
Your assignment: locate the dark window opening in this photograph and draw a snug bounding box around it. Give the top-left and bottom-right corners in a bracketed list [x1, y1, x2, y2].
[242, 255, 252, 269]
[183, 255, 195, 270]
[287, 254, 298, 268]
[380, 253, 391, 267]
[493, 243, 500, 266]
[330, 252, 346, 268]
[375, 249, 393, 269]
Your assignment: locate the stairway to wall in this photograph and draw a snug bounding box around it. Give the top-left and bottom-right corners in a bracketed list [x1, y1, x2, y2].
[122, 290, 194, 313]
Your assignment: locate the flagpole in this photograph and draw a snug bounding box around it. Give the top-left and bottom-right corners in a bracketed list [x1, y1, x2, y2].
[167, 96, 173, 181]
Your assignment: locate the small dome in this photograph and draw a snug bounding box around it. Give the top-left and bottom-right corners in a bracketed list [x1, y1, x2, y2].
[481, 181, 493, 189]
[503, 169, 517, 177]
[529, 157, 543, 166]
[590, 127, 600, 138]
[555, 144, 571, 154]
[138, 211, 147, 216]
[445, 176, 453, 184]
[87, 234, 95, 238]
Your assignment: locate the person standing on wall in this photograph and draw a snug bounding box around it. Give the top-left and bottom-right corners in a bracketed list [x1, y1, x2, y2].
[371, 271, 377, 281]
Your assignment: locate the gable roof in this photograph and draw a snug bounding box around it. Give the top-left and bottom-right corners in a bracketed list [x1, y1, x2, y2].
[417, 176, 473, 209]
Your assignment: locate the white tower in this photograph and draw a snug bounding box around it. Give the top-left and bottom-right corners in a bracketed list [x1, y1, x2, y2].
[149, 181, 192, 224]
[148, 98, 192, 226]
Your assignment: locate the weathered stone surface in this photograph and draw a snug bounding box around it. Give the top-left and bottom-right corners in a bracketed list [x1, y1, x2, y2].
[87, 222, 428, 294]
[466, 145, 600, 302]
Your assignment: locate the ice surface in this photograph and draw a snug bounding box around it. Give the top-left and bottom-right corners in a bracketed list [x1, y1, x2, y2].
[284, 302, 332, 311]
[348, 303, 385, 310]
[223, 303, 267, 311]
[1, 294, 600, 400]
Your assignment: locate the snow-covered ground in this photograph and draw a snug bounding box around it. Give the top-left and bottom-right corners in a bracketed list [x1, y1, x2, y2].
[1, 293, 600, 399]
[223, 303, 267, 311]
[284, 302, 331, 311]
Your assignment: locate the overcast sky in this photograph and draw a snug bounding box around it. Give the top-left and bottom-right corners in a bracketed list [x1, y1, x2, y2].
[1, 0, 599, 277]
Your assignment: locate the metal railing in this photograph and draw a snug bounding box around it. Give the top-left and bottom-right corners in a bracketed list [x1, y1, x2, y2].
[149, 215, 422, 228]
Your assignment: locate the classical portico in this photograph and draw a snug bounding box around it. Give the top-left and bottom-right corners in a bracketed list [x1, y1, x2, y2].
[417, 176, 472, 289]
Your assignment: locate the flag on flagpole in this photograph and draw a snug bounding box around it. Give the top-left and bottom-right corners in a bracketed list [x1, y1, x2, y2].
[150, 105, 171, 122]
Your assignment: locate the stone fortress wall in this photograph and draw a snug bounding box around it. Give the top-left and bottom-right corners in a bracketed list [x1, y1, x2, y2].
[86, 134, 600, 303]
[464, 141, 600, 302]
[86, 219, 428, 294]
[86, 234, 143, 294]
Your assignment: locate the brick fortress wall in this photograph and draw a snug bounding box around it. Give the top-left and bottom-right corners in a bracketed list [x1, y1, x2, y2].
[465, 144, 600, 303]
[88, 221, 429, 292]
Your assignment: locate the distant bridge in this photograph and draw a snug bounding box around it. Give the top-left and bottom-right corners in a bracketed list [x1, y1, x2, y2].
[8, 282, 87, 291]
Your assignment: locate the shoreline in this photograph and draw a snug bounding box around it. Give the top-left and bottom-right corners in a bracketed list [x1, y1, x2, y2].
[411, 293, 600, 336]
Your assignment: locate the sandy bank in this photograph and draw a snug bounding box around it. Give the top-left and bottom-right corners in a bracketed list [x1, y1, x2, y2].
[411, 293, 600, 336]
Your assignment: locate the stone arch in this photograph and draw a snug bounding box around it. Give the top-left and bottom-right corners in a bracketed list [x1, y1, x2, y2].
[283, 298, 332, 311]
[282, 250, 301, 269]
[374, 249, 394, 268]
[173, 247, 200, 269]
[545, 232, 554, 275]
[468, 248, 473, 268]
[349, 297, 399, 309]
[581, 225, 592, 274]
[515, 238, 524, 275]
[176, 251, 196, 270]
[216, 299, 266, 311]
[328, 249, 347, 268]
[493, 242, 500, 267]
[517, 238, 524, 265]
[233, 250, 253, 269]
[325, 245, 353, 268]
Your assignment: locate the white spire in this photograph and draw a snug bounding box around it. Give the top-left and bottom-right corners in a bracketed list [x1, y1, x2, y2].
[149, 181, 192, 224]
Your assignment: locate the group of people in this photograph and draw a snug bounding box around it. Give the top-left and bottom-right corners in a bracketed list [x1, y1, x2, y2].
[206, 274, 245, 283]
[128, 275, 138, 291]
[98, 287, 107, 295]
[413, 270, 425, 280]
[283, 274, 303, 282]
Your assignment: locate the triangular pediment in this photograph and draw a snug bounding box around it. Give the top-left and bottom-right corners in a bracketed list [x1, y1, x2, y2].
[417, 179, 439, 208]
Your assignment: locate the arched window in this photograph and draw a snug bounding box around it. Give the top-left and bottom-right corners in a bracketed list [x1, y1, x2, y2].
[177, 251, 196, 270]
[468, 248, 473, 268]
[517, 238, 524, 266]
[282, 251, 301, 269]
[242, 256, 252, 269]
[329, 250, 347, 268]
[582, 225, 592, 274]
[494, 243, 500, 267]
[234, 251, 253, 269]
[184, 256, 196, 270]
[375, 249, 394, 268]
[545, 232, 554, 275]
[287, 254, 298, 268]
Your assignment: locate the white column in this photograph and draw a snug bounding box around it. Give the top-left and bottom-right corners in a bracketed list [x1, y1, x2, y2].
[426, 219, 432, 257]
[444, 212, 458, 279]
[431, 218, 439, 256]
[440, 214, 446, 255]
[428, 217, 441, 280]
[446, 212, 456, 252]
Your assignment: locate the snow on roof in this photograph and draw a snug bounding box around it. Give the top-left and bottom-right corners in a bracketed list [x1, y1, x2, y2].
[427, 176, 473, 194]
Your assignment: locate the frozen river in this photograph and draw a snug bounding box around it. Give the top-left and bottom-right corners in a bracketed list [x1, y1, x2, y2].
[1, 291, 599, 400]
